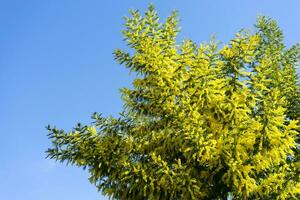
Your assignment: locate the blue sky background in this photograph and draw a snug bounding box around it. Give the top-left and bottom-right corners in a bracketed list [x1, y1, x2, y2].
[1, 0, 300, 199]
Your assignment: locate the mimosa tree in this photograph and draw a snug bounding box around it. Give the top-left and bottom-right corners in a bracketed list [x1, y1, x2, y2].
[47, 5, 300, 199]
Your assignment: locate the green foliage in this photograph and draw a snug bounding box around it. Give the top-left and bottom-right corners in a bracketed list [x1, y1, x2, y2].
[47, 5, 300, 199]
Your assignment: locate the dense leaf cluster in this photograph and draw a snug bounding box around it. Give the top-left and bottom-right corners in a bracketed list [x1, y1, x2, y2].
[47, 5, 300, 199]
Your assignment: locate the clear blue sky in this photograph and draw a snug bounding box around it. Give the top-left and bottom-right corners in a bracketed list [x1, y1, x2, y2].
[1, 0, 299, 199]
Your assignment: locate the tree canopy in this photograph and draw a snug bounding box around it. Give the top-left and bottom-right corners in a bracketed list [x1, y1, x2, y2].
[47, 5, 300, 199]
